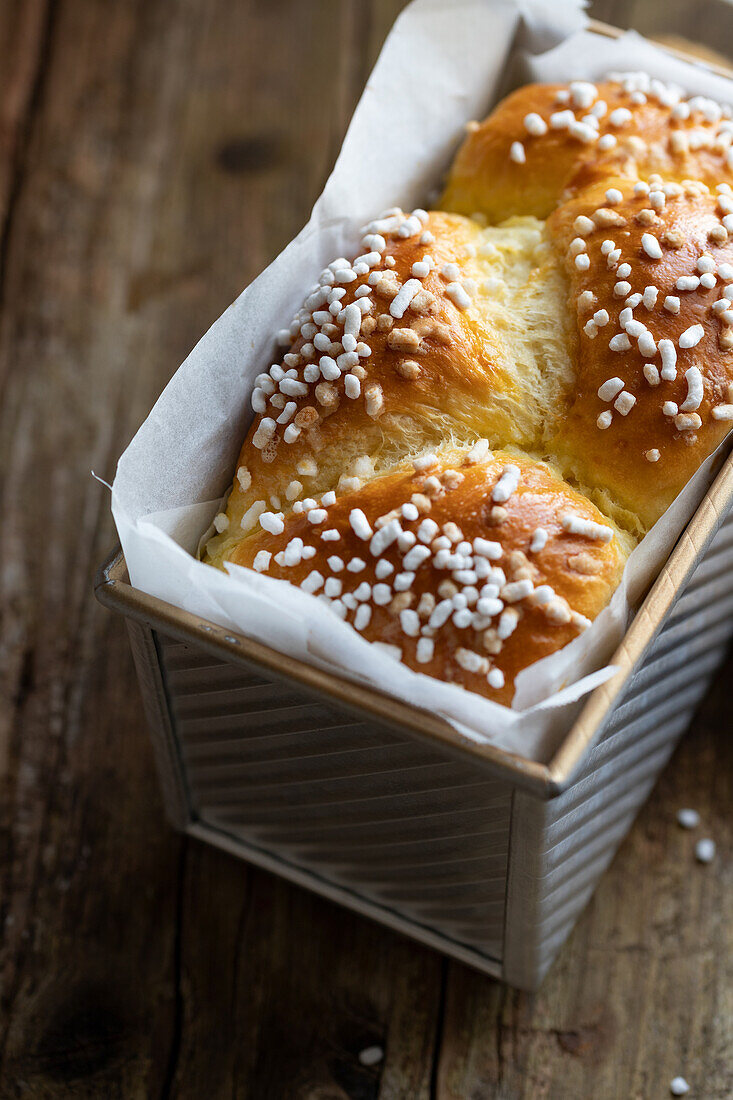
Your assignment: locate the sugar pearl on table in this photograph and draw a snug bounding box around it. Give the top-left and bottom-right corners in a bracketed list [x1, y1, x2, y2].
[695, 838, 716, 863]
[358, 1047, 384, 1068]
[670, 1077, 690, 1097]
[677, 808, 700, 829]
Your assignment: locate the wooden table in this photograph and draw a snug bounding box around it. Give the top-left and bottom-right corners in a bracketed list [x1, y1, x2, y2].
[1, 2, 731, 1096]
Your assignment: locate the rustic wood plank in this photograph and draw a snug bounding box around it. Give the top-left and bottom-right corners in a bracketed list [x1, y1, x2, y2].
[169, 845, 443, 1100]
[0, 1, 730, 1098]
[433, 654, 733, 1100]
[0, 0, 254, 1093]
[0, 0, 206, 1092]
[0, 0, 50, 291]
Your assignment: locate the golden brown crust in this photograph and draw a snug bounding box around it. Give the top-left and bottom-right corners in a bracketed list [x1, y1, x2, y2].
[441, 80, 733, 223]
[219, 212, 515, 512]
[548, 175, 733, 528]
[227, 450, 628, 706]
[205, 207, 574, 565]
[203, 74, 733, 706]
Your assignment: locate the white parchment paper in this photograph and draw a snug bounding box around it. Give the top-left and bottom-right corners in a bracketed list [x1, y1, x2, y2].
[111, 0, 733, 762]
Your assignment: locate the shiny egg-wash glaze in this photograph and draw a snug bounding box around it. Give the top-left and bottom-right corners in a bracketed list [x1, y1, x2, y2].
[205, 73, 733, 706]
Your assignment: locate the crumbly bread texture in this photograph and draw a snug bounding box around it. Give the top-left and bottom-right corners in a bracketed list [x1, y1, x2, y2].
[204, 72, 733, 704]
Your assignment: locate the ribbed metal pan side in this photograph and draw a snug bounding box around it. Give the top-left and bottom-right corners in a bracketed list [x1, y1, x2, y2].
[156, 632, 512, 960]
[504, 507, 733, 989]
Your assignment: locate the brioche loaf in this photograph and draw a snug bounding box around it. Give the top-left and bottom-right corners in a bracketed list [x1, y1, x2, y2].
[204, 72, 733, 705]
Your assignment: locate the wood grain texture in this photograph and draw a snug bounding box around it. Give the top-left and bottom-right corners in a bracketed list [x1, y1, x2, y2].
[0, 1, 730, 1097]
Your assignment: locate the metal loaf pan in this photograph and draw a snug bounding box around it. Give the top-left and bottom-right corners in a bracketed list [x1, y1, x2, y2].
[96, 22, 733, 989]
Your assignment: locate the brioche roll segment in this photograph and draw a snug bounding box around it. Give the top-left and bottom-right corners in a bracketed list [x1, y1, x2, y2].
[205, 207, 576, 566]
[548, 173, 733, 528]
[226, 447, 630, 706]
[442, 77, 733, 223]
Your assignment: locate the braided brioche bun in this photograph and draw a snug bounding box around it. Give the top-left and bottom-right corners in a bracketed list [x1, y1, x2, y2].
[204, 72, 733, 706]
[222, 448, 629, 706]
